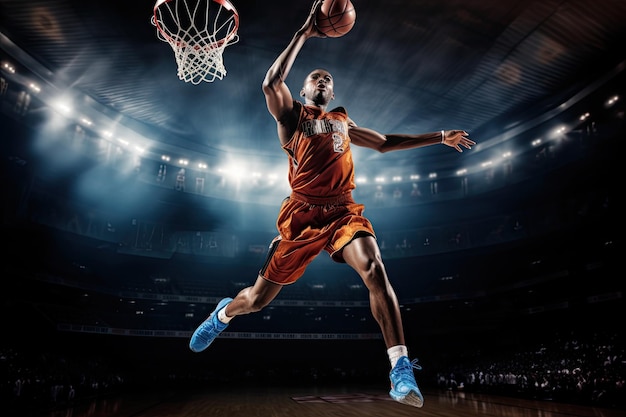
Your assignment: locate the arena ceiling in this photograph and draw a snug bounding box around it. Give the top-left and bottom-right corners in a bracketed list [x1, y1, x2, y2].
[1, 0, 625, 171]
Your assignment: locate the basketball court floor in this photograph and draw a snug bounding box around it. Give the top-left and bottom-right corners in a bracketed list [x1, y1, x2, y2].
[36, 385, 625, 417]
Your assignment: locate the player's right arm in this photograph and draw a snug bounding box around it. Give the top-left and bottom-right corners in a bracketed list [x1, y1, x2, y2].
[262, 0, 325, 143]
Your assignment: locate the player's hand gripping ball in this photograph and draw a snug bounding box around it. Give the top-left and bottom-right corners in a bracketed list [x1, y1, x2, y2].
[315, 0, 356, 38]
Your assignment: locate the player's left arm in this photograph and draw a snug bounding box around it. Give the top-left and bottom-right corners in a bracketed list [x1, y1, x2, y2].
[348, 118, 475, 153]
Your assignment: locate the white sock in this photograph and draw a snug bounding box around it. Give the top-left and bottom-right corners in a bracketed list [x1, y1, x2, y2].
[387, 345, 409, 368]
[217, 306, 233, 324]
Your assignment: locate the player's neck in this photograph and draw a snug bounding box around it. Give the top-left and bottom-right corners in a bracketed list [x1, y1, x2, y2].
[304, 101, 327, 113]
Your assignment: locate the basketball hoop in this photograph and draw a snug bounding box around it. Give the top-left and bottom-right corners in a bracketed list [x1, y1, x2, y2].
[151, 0, 240, 84]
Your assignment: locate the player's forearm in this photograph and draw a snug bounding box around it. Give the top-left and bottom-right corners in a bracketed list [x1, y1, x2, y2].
[263, 31, 308, 90]
[380, 131, 444, 152]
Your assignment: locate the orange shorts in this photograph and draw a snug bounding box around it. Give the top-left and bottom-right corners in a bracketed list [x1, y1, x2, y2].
[259, 192, 375, 285]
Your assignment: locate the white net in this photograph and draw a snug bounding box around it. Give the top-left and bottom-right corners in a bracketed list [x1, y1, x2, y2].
[152, 0, 239, 84]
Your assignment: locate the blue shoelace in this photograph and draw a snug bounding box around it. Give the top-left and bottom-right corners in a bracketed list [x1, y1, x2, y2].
[395, 358, 422, 373]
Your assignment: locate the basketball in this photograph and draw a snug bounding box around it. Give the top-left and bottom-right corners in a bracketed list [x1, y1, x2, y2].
[315, 0, 356, 38]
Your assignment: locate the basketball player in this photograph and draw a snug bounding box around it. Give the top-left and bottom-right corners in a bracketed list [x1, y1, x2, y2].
[189, 0, 475, 408]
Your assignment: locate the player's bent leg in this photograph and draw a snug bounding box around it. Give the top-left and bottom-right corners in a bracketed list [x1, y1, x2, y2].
[226, 275, 284, 315]
[189, 276, 283, 353]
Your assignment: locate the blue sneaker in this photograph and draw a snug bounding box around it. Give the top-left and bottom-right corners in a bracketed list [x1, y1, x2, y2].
[389, 356, 424, 408]
[189, 297, 233, 352]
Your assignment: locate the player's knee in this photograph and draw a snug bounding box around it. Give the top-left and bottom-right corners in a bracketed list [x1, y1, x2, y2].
[360, 257, 387, 285]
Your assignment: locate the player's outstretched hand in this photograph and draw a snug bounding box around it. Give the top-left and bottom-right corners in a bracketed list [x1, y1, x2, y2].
[300, 0, 327, 39]
[443, 130, 475, 152]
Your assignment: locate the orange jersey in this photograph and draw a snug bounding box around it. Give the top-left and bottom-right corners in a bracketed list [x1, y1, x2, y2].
[282, 102, 355, 199]
[258, 102, 376, 285]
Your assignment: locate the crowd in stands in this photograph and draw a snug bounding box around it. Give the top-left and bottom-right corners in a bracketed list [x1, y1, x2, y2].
[433, 329, 625, 409]
[0, 346, 126, 416]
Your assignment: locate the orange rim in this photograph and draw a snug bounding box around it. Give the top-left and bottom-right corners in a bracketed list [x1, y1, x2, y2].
[153, 0, 239, 48]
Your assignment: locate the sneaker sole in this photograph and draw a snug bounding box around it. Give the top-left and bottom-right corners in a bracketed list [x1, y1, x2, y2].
[390, 390, 424, 408]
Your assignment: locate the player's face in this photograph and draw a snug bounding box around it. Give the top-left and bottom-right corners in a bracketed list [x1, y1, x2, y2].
[301, 69, 334, 105]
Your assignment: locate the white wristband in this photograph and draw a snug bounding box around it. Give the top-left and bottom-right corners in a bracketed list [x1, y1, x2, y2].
[440, 130, 445, 144]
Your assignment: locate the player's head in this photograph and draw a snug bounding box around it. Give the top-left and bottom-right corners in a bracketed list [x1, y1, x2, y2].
[300, 68, 335, 106]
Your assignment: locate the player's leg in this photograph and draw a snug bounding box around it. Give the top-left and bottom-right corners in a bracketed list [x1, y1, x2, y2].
[224, 275, 283, 316]
[341, 234, 404, 345]
[189, 275, 282, 353]
[341, 234, 424, 408]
